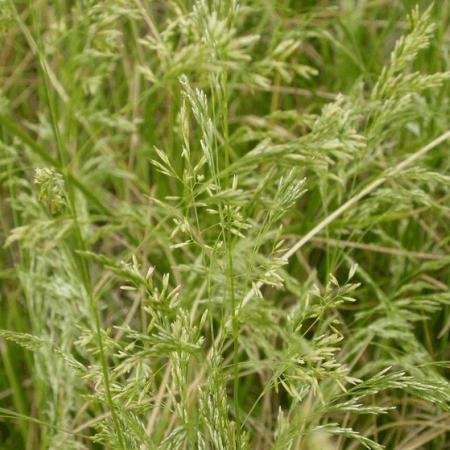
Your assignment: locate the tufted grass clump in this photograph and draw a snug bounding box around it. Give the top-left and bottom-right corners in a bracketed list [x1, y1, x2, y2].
[0, 1, 449, 449]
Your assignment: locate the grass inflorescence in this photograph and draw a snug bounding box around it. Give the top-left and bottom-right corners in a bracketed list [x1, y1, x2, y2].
[0, 1, 449, 449]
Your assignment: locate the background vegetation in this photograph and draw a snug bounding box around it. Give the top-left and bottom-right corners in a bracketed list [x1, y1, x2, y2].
[0, 0, 449, 449]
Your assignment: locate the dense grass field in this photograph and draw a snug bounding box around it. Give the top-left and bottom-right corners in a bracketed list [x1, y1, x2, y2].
[0, 0, 449, 449]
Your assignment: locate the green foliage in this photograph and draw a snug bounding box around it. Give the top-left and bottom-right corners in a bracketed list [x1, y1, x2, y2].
[1, 1, 449, 449]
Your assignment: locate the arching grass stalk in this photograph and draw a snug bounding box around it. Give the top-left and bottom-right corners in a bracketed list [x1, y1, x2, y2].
[18, 1, 126, 448]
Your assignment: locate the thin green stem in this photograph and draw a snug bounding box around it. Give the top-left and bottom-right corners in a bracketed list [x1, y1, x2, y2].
[21, 2, 126, 448]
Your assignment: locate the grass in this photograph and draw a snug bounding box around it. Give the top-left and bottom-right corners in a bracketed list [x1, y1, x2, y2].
[0, 0, 449, 449]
